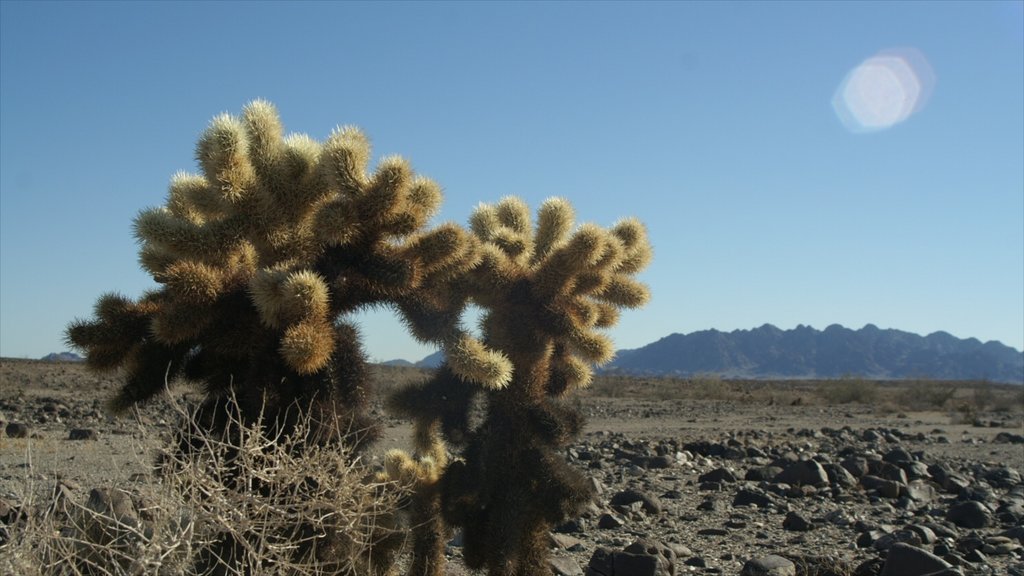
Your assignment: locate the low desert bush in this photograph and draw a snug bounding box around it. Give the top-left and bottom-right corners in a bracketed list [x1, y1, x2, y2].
[894, 380, 958, 410]
[0, 393, 410, 576]
[816, 377, 879, 405]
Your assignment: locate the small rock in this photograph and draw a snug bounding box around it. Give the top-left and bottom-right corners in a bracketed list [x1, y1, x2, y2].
[610, 489, 662, 515]
[861, 475, 903, 499]
[699, 467, 738, 483]
[879, 542, 954, 576]
[947, 500, 993, 529]
[5, 422, 28, 438]
[904, 480, 937, 503]
[782, 511, 814, 532]
[586, 547, 614, 576]
[740, 555, 797, 576]
[549, 556, 583, 576]
[733, 488, 776, 508]
[550, 533, 585, 551]
[773, 459, 829, 487]
[597, 513, 624, 529]
[68, 428, 98, 441]
[745, 466, 784, 482]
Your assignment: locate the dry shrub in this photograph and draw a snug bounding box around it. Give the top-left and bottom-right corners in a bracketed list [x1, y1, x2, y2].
[816, 377, 879, 405]
[0, 393, 410, 576]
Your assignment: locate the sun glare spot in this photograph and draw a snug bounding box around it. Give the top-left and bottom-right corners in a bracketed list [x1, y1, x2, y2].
[833, 48, 935, 133]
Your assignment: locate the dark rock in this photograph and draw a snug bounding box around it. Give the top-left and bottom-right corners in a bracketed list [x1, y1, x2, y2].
[947, 500, 993, 528]
[610, 490, 662, 515]
[773, 459, 829, 487]
[874, 461, 909, 484]
[985, 466, 1022, 489]
[997, 501, 1024, 524]
[904, 524, 937, 544]
[854, 558, 885, 576]
[993, 432, 1024, 444]
[733, 488, 776, 508]
[622, 539, 675, 575]
[740, 555, 797, 576]
[824, 462, 858, 487]
[842, 456, 870, 478]
[610, 552, 663, 576]
[5, 422, 28, 438]
[587, 547, 614, 576]
[782, 510, 814, 531]
[879, 543, 953, 576]
[883, 448, 915, 463]
[861, 475, 903, 499]
[929, 464, 972, 495]
[554, 518, 585, 534]
[898, 460, 932, 481]
[585, 540, 675, 576]
[597, 513, 624, 529]
[857, 529, 887, 549]
[745, 466, 784, 482]
[964, 547, 988, 563]
[68, 428, 98, 441]
[699, 467, 738, 483]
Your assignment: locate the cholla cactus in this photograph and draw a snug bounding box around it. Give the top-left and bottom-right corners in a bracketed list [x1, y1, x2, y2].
[392, 197, 652, 576]
[67, 100, 476, 450]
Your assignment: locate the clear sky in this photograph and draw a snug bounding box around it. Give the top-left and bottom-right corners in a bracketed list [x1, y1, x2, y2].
[2, 1, 1022, 364]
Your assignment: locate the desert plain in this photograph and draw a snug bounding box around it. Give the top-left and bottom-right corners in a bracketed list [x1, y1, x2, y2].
[1, 358, 1022, 575]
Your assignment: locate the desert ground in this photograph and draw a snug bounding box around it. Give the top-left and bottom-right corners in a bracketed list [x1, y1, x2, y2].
[1, 358, 1022, 575]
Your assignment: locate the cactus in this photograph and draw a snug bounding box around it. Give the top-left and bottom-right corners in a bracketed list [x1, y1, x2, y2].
[391, 197, 652, 576]
[65, 102, 479, 573]
[67, 100, 475, 449]
[65, 101, 652, 575]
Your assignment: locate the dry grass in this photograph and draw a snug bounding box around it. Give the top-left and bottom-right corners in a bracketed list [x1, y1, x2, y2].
[0, 391, 412, 576]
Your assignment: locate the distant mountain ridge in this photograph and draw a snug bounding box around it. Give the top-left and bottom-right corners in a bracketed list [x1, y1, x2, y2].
[607, 324, 1023, 383]
[41, 352, 83, 362]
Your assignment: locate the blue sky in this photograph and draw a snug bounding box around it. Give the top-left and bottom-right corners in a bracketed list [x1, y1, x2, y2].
[2, 1, 1022, 363]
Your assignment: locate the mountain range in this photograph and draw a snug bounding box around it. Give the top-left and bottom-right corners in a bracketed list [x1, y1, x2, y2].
[42, 324, 1023, 383]
[385, 324, 1024, 384]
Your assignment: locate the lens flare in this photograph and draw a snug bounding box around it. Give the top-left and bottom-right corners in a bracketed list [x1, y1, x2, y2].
[833, 48, 935, 133]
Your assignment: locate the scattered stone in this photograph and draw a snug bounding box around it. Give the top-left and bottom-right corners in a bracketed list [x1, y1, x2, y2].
[879, 542, 954, 576]
[68, 428, 98, 441]
[745, 465, 784, 482]
[740, 554, 796, 576]
[904, 479, 937, 502]
[598, 513, 624, 529]
[861, 475, 902, 499]
[610, 490, 662, 515]
[733, 488, 775, 508]
[5, 422, 28, 438]
[782, 511, 814, 532]
[550, 556, 584, 576]
[947, 500, 993, 529]
[551, 533, 586, 551]
[698, 467, 738, 483]
[773, 459, 829, 487]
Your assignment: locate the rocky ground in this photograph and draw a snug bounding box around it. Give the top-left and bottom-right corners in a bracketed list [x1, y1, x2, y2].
[1, 358, 1022, 575]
